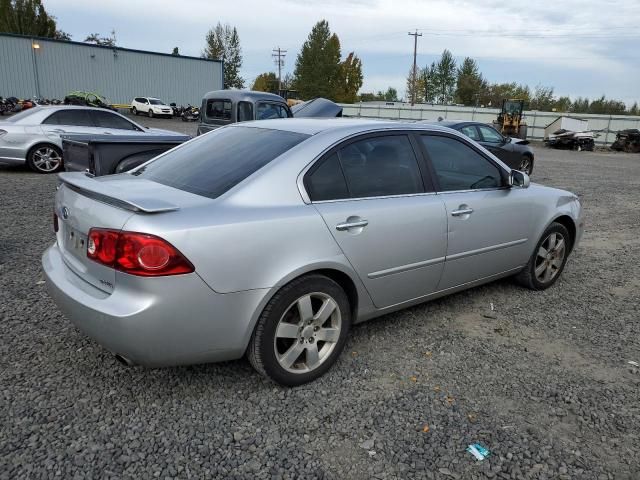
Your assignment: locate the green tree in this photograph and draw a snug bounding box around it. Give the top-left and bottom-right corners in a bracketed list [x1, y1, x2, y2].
[480, 82, 530, 108]
[293, 20, 341, 100]
[334, 52, 363, 103]
[252, 72, 278, 93]
[553, 96, 572, 112]
[203, 22, 245, 89]
[434, 49, 457, 104]
[405, 65, 425, 104]
[422, 62, 437, 103]
[0, 0, 69, 39]
[84, 30, 116, 47]
[630, 102, 639, 116]
[455, 57, 485, 106]
[171, 47, 179, 56]
[530, 85, 555, 111]
[571, 97, 590, 113]
[384, 87, 398, 102]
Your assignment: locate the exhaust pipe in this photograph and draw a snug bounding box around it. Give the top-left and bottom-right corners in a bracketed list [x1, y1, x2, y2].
[114, 353, 135, 366]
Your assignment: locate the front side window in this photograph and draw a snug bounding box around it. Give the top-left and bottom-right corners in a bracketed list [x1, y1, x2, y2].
[420, 135, 503, 191]
[237, 101, 253, 122]
[90, 111, 138, 131]
[478, 125, 504, 143]
[257, 102, 289, 120]
[42, 109, 93, 127]
[136, 126, 309, 199]
[206, 99, 232, 120]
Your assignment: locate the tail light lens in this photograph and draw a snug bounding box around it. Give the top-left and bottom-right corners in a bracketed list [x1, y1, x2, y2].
[87, 228, 194, 277]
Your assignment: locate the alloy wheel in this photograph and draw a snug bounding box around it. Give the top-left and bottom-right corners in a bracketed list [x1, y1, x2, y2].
[519, 156, 532, 175]
[534, 232, 566, 283]
[32, 147, 62, 173]
[273, 292, 342, 374]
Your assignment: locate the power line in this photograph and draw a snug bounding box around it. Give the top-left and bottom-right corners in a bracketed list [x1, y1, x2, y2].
[272, 47, 287, 91]
[408, 30, 422, 106]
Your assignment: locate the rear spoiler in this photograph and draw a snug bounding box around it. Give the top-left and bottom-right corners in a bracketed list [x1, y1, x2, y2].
[58, 172, 179, 214]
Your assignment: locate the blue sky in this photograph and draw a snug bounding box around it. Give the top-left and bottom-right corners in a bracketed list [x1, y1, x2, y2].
[46, 0, 640, 105]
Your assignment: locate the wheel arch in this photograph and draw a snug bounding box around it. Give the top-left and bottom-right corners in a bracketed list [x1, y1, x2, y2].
[241, 261, 372, 355]
[551, 214, 577, 252]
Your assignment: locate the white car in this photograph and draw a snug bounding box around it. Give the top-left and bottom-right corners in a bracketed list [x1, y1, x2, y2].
[0, 106, 183, 173]
[130, 97, 173, 118]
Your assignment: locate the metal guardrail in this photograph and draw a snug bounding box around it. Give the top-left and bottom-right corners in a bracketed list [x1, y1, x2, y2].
[339, 103, 640, 145]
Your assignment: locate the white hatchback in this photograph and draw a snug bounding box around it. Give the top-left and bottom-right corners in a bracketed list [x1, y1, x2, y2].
[130, 97, 173, 118]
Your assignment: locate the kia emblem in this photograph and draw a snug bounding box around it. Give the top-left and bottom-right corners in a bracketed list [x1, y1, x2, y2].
[62, 207, 69, 219]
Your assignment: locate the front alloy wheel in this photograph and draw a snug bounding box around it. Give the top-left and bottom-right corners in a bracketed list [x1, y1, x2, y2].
[534, 232, 566, 284]
[148, 109, 154, 118]
[515, 222, 571, 290]
[28, 145, 62, 173]
[248, 275, 351, 386]
[519, 155, 533, 175]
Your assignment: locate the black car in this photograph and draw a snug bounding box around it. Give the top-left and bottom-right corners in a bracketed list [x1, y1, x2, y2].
[429, 120, 534, 175]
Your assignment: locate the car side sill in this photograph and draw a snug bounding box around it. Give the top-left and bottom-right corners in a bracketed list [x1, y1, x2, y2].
[356, 266, 524, 323]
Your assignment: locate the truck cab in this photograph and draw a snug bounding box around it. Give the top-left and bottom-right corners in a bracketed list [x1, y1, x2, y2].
[197, 90, 292, 136]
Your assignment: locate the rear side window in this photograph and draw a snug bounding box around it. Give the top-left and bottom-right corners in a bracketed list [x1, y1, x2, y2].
[237, 101, 253, 122]
[306, 153, 349, 201]
[460, 125, 480, 141]
[136, 126, 309, 199]
[306, 135, 424, 201]
[206, 99, 231, 120]
[90, 111, 138, 131]
[42, 110, 93, 126]
[420, 135, 503, 191]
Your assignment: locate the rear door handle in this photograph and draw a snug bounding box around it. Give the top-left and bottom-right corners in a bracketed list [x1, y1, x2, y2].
[451, 207, 474, 216]
[336, 219, 368, 231]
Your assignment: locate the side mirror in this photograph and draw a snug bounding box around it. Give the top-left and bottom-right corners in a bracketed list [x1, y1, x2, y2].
[509, 170, 530, 188]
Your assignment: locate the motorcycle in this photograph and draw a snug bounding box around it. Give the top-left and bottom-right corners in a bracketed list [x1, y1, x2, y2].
[181, 104, 200, 122]
[0, 97, 16, 115]
[170, 102, 184, 118]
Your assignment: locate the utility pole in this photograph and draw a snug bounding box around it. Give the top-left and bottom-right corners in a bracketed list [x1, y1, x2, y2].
[408, 30, 422, 106]
[272, 47, 287, 92]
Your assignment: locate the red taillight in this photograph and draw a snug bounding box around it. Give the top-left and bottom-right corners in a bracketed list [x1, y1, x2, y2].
[86, 228, 194, 277]
[53, 212, 59, 233]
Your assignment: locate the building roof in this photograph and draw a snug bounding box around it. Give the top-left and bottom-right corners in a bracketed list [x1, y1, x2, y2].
[0, 32, 222, 63]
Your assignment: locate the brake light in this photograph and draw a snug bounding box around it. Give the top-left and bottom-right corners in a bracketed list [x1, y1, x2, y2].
[53, 212, 59, 232]
[86, 228, 194, 276]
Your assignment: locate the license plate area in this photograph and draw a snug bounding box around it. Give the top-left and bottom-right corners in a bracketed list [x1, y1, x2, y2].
[63, 225, 88, 259]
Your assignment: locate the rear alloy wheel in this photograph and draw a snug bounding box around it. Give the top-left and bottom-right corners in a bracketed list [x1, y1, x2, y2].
[132, 107, 138, 115]
[248, 275, 351, 386]
[27, 145, 63, 173]
[148, 108, 154, 118]
[519, 154, 533, 175]
[515, 222, 570, 290]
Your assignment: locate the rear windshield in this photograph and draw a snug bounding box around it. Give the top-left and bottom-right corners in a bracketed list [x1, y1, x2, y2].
[134, 126, 309, 199]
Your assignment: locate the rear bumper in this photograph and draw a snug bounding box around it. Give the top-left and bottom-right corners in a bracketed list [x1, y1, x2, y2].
[42, 243, 268, 367]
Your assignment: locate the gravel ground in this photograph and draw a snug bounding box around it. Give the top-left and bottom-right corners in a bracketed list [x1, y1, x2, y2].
[1, 123, 639, 479]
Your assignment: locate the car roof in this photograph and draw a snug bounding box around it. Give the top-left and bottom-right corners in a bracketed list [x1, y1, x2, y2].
[421, 119, 470, 128]
[202, 90, 287, 103]
[229, 117, 461, 136]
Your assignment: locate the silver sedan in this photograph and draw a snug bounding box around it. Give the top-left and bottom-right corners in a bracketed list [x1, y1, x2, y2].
[43, 119, 584, 385]
[0, 106, 181, 173]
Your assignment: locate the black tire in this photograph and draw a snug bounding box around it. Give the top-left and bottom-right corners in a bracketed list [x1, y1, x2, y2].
[148, 108, 154, 118]
[519, 154, 534, 175]
[515, 222, 571, 290]
[26, 144, 63, 174]
[248, 274, 351, 386]
[132, 107, 137, 115]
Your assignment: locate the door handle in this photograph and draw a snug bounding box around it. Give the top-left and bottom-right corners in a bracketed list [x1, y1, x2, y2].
[336, 219, 368, 231]
[451, 207, 474, 217]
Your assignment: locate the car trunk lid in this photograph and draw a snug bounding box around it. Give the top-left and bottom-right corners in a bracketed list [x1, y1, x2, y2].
[54, 172, 193, 293]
